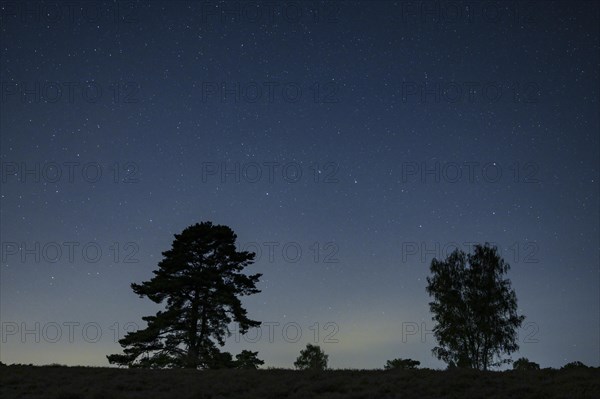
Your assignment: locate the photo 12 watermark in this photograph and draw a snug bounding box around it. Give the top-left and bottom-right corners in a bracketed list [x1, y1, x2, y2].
[238, 241, 340, 264]
[1, 241, 140, 264]
[1, 161, 140, 184]
[400, 161, 540, 184]
[231, 321, 340, 344]
[201, 161, 340, 184]
[0, 81, 140, 105]
[400, 321, 539, 344]
[1, 321, 140, 344]
[400, 241, 540, 264]
[198, 81, 340, 104]
[400, 81, 541, 104]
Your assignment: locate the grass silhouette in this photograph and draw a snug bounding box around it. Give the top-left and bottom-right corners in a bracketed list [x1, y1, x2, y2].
[1, 364, 598, 398]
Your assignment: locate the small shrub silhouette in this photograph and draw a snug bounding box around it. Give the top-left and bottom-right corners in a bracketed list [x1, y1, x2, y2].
[294, 343, 328, 370]
[561, 361, 589, 370]
[513, 358, 540, 370]
[235, 350, 264, 369]
[384, 358, 421, 370]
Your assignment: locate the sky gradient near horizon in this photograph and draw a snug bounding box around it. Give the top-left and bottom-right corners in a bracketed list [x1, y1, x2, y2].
[1, 0, 598, 369]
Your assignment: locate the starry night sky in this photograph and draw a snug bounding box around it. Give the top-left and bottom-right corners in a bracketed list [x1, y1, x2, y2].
[1, 1, 598, 369]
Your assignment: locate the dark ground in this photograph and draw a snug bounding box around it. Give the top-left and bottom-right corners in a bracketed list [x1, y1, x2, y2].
[1, 365, 598, 398]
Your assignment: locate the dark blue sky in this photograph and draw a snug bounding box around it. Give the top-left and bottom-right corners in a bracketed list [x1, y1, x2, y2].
[1, 0, 598, 369]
